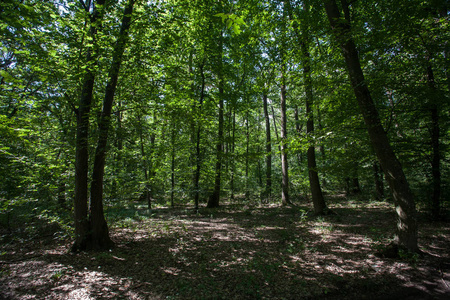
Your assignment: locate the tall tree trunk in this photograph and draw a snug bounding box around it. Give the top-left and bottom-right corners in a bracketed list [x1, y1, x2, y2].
[72, 0, 105, 252]
[303, 43, 326, 214]
[207, 32, 224, 208]
[324, 0, 418, 252]
[194, 63, 205, 211]
[88, 0, 135, 250]
[263, 91, 272, 199]
[280, 69, 290, 206]
[285, 0, 326, 213]
[230, 108, 236, 200]
[207, 83, 224, 208]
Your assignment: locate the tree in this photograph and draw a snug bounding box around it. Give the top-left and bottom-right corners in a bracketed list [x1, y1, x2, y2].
[285, 0, 327, 214]
[323, 0, 418, 252]
[280, 66, 290, 205]
[72, 0, 136, 251]
[207, 30, 225, 208]
[263, 88, 272, 199]
[279, 4, 290, 206]
[73, 0, 106, 252]
[193, 60, 206, 211]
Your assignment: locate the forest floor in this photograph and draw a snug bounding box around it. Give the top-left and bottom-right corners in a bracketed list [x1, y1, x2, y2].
[1, 195, 450, 299]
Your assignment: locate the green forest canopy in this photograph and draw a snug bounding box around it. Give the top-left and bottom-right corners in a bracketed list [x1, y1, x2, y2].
[0, 0, 448, 252]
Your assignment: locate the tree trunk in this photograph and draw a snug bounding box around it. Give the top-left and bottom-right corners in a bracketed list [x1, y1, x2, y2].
[303, 43, 326, 215]
[263, 91, 272, 199]
[230, 108, 236, 200]
[207, 85, 223, 208]
[72, 0, 105, 252]
[207, 32, 224, 208]
[345, 177, 350, 196]
[280, 69, 290, 206]
[285, 0, 326, 211]
[352, 177, 361, 194]
[245, 110, 250, 198]
[194, 63, 205, 211]
[324, 0, 418, 252]
[88, 0, 135, 251]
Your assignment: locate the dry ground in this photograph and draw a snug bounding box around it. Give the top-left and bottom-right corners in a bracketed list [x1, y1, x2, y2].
[1, 197, 449, 299]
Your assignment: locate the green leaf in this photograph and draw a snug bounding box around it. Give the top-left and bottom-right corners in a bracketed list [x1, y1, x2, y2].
[49, 49, 57, 57]
[0, 70, 14, 82]
[214, 13, 227, 23]
[232, 25, 242, 35]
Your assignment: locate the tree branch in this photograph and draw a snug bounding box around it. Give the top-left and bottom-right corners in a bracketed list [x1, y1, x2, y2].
[79, 0, 89, 12]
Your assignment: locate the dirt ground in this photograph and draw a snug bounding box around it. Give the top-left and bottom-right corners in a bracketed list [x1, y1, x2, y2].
[1, 197, 449, 299]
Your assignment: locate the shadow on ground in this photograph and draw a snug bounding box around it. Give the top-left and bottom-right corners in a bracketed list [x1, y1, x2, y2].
[1, 200, 449, 299]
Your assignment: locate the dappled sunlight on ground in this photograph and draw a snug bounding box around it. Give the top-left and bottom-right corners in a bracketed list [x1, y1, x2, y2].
[1, 199, 449, 299]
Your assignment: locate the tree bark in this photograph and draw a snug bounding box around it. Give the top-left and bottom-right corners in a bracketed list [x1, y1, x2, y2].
[88, 0, 135, 250]
[352, 177, 361, 194]
[285, 0, 326, 212]
[324, 0, 418, 252]
[263, 91, 272, 199]
[207, 85, 223, 208]
[280, 69, 290, 206]
[72, 0, 105, 252]
[230, 108, 236, 200]
[303, 40, 326, 215]
[207, 32, 224, 208]
[194, 63, 205, 211]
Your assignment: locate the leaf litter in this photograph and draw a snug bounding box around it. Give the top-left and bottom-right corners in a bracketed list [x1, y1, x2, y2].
[1, 198, 449, 299]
